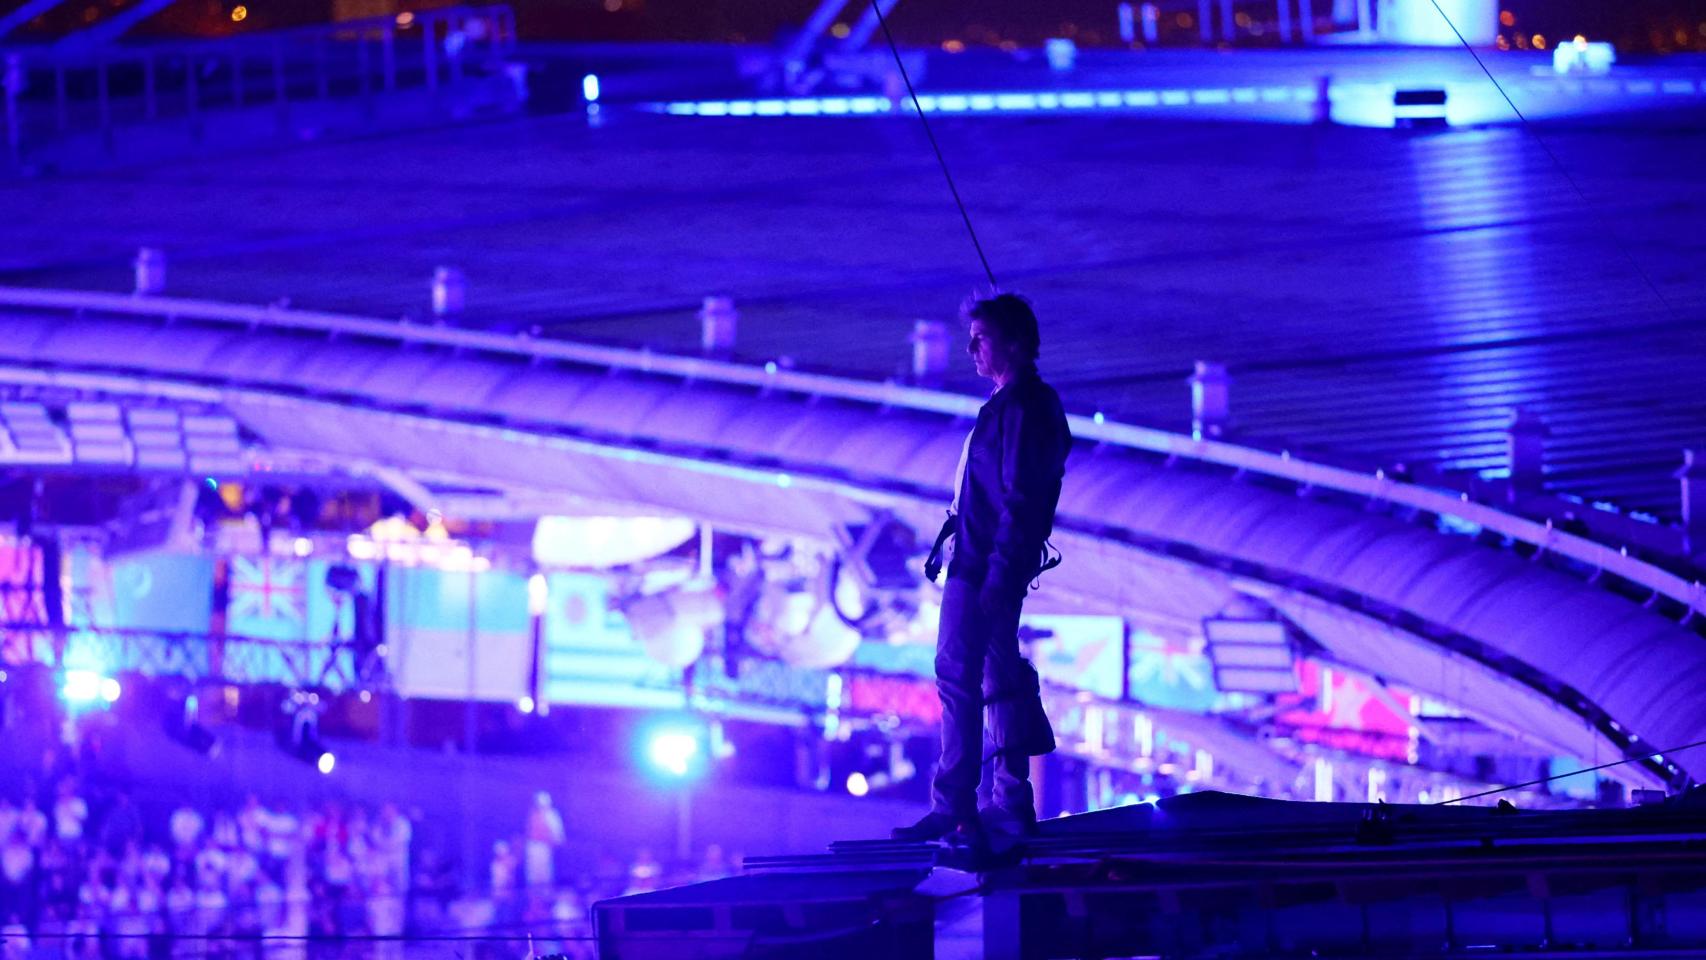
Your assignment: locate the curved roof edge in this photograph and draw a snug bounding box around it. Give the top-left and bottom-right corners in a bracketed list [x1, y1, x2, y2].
[1, 301, 1700, 784]
[0, 286, 1694, 594]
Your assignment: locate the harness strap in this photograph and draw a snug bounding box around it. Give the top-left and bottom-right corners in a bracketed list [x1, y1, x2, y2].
[922, 510, 955, 584]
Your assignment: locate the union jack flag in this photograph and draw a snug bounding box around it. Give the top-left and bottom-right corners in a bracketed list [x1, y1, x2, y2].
[1128, 628, 1217, 710]
[228, 556, 307, 640]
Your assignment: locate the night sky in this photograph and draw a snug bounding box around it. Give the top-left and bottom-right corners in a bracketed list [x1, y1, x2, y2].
[13, 0, 1699, 54]
[508, 0, 1705, 53]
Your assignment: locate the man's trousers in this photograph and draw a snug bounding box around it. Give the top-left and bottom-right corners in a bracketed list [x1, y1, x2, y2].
[930, 576, 1055, 817]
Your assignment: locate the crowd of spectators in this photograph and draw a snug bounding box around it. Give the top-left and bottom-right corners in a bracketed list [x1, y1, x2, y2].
[0, 773, 733, 960]
[0, 773, 421, 960]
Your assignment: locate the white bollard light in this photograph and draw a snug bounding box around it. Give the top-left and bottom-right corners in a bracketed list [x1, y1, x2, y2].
[1045, 38, 1077, 71]
[699, 295, 737, 355]
[1189, 360, 1231, 439]
[134, 247, 166, 295]
[432, 266, 465, 318]
[910, 319, 949, 384]
[1505, 407, 1549, 496]
[504, 62, 531, 102]
[1677, 449, 1705, 555]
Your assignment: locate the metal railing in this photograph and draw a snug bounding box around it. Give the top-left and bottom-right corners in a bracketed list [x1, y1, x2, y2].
[1177, 0, 1372, 46]
[2, 4, 517, 167]
[1, 621, 371, 691]
[0, 284, 1698, 621]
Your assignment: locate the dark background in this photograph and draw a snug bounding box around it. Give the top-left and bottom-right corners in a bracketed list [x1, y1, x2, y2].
[7, 0, 1706, 54]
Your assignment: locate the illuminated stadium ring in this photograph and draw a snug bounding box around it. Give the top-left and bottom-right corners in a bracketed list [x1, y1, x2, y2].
[0, 285, 1696, 619]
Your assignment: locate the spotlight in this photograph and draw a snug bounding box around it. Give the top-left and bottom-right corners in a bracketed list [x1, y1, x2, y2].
[845, 772, 870, 797]
[61, 669, 121, 709]
[825, 515, 924, 644]
[279, 695, 335, 772]
[647, 729, 701, 779]
[836, 736, 914, 797]
[291, 726, 334, 769]
[62, 670, 103, 704]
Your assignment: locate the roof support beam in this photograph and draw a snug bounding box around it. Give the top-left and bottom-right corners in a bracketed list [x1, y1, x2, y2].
[0, 0, 73, 40]
[55, 0, 179, 51]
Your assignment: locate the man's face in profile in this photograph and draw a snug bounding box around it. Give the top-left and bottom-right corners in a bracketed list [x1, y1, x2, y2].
[967, 317, 1013, 383]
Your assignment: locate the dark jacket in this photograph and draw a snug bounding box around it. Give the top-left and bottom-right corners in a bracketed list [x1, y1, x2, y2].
[947, 366, 1071, 590]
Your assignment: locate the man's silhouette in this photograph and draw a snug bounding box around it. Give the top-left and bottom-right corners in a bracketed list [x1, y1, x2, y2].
[895, 293, 1072, 844]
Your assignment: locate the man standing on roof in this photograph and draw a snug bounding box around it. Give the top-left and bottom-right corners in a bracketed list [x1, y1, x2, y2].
[894, 292, 1072, 845]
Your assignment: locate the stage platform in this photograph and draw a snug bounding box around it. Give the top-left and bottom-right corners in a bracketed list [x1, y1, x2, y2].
[595, 790, 1706, 959]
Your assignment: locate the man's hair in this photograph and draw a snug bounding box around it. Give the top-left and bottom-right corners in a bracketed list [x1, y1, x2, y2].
[961, 292, 1041, 363]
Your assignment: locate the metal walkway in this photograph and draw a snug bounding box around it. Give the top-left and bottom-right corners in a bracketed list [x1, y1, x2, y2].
[596, 790, 1706, 959]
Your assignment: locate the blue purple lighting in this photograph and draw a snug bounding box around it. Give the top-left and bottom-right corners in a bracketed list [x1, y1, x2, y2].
[643, 79, 1566, 129]
[3, 2, 1705, 955]
[1, 6, 1702, 945]
[646, 726, 704, 779]
[60, 669, 119, 705]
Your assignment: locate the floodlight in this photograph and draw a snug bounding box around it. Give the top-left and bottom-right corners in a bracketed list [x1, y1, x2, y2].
[281, 697, 336, 773]
[647, 729, 701, 778]
[62, 670, 103, 704]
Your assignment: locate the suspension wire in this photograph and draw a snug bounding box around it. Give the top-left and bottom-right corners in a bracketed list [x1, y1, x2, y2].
[869, 0, 999, 288]
[1421, 0, 1682, 323]
[1438, 735, 1706, 806]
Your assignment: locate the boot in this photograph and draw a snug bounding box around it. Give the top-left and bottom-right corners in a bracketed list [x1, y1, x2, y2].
[978, 803, 1038, 838]
[891, 810, 982, 844]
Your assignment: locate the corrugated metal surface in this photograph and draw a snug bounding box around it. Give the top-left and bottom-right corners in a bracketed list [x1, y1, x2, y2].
[1, 62, 1700, 514]
[0, 311, 1690, 783]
